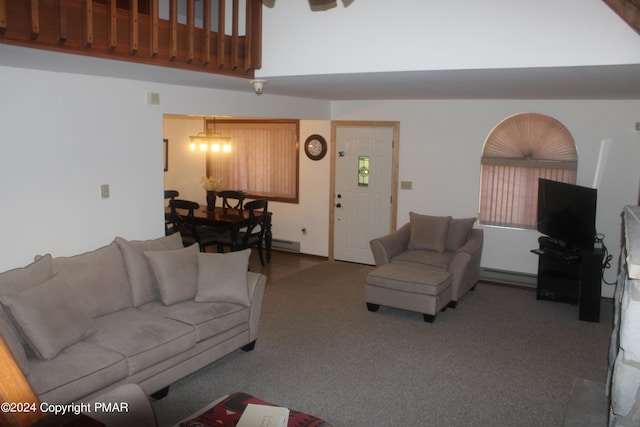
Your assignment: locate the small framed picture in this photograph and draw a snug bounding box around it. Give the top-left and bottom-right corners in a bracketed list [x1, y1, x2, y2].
[163, 139, 168, 172]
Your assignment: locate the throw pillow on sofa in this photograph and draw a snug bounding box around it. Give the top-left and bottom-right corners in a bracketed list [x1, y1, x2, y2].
[0, 317, 29, 374]
[53, 243, 134, 318]
[195, 249, 252, 306]
[0, 273, 96, 360]
[115, 233, 185, 307]
[408, 212, 452, 253]
[144, 243, 199, 305]
[0, 254, 54, 349]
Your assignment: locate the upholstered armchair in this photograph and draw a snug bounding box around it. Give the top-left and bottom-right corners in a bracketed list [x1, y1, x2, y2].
[369, 213, 483, 307]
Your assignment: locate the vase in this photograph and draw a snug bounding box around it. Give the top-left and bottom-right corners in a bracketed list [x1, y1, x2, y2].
[206, 190, 217, 211]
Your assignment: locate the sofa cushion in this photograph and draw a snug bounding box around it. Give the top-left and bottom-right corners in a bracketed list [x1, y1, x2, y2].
[446, 217, 477, 252]
[144, 243, 199, 305]
[84, 308, 197, 375]
[0, 273, 96, 360]
[53, 243, 134, 318]
[0, 317, 29, 374]
[408, 212, 451, 253]
[196, 249, 251, 306]
[0, 254, 54, 345]
[139, 300, 249, 343]
[28, 341, 128, 403]
[115, 233, 185, 307]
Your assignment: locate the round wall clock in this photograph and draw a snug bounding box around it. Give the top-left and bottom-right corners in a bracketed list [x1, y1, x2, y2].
[304, 134, 327, 161]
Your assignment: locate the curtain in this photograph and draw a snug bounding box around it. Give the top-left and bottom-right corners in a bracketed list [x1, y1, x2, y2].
[206, 121, 298, 201]
[479, 113, 577, 229]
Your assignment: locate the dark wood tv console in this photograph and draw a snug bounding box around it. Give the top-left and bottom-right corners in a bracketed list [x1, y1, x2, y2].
[531, 237, 604, 322]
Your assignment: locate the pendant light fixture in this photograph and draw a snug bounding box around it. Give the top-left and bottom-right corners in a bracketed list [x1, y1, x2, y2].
[189, 116, 232, 153]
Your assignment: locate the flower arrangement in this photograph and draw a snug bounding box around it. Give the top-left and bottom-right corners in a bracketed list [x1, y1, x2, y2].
[201, 176, 223, 191]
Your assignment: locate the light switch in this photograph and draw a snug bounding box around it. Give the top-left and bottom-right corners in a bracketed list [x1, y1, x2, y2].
[401, 181, 412, 190]
[147, 92, 160, 105]
[101, 184, 110, 199]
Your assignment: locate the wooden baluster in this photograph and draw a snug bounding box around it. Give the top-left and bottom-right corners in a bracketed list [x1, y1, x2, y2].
[0, 0, 7, 35]
[150, 0, 158, 57]
[251, 0, 262, 70]
[58, 0, 68, 44]
[245, 0, 252, 72]
[217, 0, 225, 69]
[130, 0, 138, 54]
[107, 0, 116, 51]
[244, 0, 262, 72]
[187, 0, 194, 63]
[231, 0, 239, 70]
[84, 0, 93, 47]
[203, 0, 211, 65]
[169, 0, 177, 61]
[29, 0, 39, 40]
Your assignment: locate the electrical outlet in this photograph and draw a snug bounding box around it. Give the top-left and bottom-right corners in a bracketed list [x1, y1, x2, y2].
[101, 184, 110, 199]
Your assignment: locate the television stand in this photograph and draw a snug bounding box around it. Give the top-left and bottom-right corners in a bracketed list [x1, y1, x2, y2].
[531, 237, 604, 322]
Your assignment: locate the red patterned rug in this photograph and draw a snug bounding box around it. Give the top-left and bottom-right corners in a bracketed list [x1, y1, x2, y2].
[178, 392, 333, 427]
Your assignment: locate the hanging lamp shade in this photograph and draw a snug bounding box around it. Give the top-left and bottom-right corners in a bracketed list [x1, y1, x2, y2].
[189, 117, 232, 153]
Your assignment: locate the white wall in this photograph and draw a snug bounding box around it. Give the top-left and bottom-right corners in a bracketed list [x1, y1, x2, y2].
[260, 0, 640, 77]
[331, 99, 640, 297]
[2, 63, 639, 299]
[0, 65, 329, 272]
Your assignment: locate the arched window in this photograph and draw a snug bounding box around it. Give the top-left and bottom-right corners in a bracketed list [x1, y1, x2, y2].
[479, 113, 577, 229]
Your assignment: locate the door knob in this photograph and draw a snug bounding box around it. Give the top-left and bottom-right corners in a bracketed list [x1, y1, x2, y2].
[337, 194, 342, 198]
[336, 203, 342, 208]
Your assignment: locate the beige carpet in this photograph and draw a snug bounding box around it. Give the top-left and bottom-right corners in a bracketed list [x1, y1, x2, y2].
[152, 261, 614, 426]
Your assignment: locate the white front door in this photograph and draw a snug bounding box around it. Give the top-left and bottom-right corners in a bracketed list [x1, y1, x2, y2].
[333, 125, 395, 264]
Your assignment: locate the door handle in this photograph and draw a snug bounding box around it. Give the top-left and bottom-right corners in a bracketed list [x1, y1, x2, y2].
[336, 203, 342, 208]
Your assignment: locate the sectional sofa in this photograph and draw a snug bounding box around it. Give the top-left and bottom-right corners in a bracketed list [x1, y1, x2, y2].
[0, 233, 266, 405]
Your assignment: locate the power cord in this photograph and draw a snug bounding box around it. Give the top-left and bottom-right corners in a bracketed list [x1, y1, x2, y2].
[595, 233, 616, 285]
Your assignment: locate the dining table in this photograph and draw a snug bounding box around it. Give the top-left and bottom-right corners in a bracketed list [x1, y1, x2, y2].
[191, 206, 273, 263]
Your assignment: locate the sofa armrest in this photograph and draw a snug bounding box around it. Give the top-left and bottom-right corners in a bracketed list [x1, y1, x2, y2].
[448, 228, 484, 301]
[370, 223, 411, 266]
[247, 272, 266, 343]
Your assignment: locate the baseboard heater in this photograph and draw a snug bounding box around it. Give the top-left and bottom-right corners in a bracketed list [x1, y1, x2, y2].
[270, 239, 301, 253]
[479, 267, 537, 288]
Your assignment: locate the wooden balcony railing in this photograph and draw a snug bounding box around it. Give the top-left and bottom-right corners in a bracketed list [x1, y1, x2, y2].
[603, 0, 640, 35]
[0, 0, 262, 79]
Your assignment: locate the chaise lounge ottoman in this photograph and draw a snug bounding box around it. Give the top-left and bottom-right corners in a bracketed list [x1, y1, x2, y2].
[365, 263, 452, 322]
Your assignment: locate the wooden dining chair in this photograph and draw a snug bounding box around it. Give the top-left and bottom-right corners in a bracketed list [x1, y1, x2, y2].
[217, 190, 245, 209]
[164, 190, 180, 235]
[168, 199, 220, 252]
[215, 199, 269, 265]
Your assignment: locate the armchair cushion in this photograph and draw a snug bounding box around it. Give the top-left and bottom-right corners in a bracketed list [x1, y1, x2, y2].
[446, 217, 477, 252]
[145, 243, 199, 305]
[195, 249, 252, 306]
[408, 212, 451, 253]
[0, 273, 96, 360]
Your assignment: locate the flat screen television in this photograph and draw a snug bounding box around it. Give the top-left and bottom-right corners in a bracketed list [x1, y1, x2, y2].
[537, 178, 597, 251]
